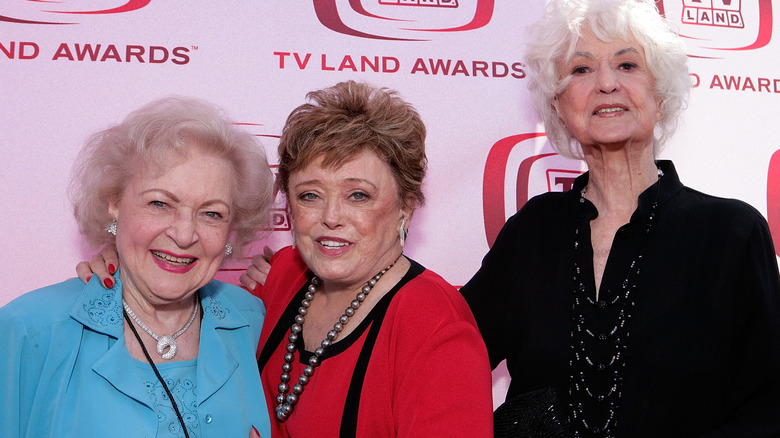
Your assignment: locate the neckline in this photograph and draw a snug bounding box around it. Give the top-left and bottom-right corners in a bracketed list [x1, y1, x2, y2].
[296, 259, 424, 363]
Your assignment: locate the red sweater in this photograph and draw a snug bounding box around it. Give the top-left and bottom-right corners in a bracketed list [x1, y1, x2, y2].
[254, 247, 493, 437]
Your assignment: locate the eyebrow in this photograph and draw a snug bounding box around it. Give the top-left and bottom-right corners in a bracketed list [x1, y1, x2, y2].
[142, 189, 231, 209]
[293, 178, 378, 190]
[572, 47, 641, 59]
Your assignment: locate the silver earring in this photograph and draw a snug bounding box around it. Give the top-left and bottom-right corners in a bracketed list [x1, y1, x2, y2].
[106, 220, 117, 236]
[225, 243, 233, 257]
[291, 222, 296, 249]
[399, 217, 407, 249]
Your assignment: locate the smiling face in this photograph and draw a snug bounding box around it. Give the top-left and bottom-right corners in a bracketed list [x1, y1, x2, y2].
[109, 146, 234, 306]
[555, 30, 661, 150]
[288, 149, 409, 293]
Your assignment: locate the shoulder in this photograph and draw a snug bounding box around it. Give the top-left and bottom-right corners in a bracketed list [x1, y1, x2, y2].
[0, 278, 84, 332]
[390, 265, 477, 327]
[201, 279, 265, 316]
[673, 187, 768, 233]
[503, 191, 570, 232]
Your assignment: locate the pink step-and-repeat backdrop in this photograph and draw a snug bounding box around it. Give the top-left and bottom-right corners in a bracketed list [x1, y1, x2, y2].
[2, 1, 779, 406]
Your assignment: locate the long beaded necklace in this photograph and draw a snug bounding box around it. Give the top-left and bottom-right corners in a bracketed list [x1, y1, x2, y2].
[122, 294, 200, 360]
[274, 253, 403, 422]
[568, 169, 662, 437]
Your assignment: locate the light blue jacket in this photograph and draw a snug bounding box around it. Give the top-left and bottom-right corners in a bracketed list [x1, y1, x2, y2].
[0, 272, 271, 438]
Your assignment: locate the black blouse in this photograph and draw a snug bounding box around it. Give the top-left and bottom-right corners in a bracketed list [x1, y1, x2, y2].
[461, 161, 780, 437]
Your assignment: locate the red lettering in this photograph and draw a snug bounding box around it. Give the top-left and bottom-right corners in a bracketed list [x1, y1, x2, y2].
[338, 55, 357, 72]
[100, 45, 121, 62]
[723, 75, 741, 90]
[125, 45, 145, 63]
[172, 47, 190, 65]
[294, 53, 311, 69]
[451, 60, 469, 76]
[149, 46, 168, 63]
[75, 44, 101, 61]
[428, 59, 451, 75]
[410, 58, 429, 74]
[758, 78, 770, 92]
[274, 51, 290, 68]
[52, 43, 74, 61]
[321, 54, 335, 71]
[382, 56, 399, 73]
[511, 62, 526, 79]
[741, 77, 755, 92]
[361, 56, 379, 72]
[690, 73, 700, 88]
[492, 62, 508, 78]
[472, 61, 488, 77]
[20, 42, 39, 59]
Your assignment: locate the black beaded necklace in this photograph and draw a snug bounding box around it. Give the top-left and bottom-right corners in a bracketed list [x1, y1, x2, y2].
[568, 169, 662, 437]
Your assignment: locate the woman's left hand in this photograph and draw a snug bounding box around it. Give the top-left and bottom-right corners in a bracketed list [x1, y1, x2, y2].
[76, 245, 119, 289]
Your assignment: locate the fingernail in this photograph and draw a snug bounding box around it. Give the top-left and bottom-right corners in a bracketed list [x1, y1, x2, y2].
[108, 264, 116, 275]
[104, 278, 114, 289]
[86, 275, 92, 283]
[252, 426, 259, 436]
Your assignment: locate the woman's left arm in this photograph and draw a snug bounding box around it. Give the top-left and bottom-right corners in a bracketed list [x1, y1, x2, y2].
[698, 217, 780, 437]
[393, 318, 494, 437]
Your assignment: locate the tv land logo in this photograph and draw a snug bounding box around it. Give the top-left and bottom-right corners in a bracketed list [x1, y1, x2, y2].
[0, 0, 151, 24]
[482, 133, 586, 247]
[313, 0, 492, 41]
[657, 0, 772, 54]
[681, 0, 744, 28]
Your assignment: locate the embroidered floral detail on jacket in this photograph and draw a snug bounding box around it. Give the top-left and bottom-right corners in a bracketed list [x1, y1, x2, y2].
[83, 292, 122, 326]
[146, 378, 200, 438]
[203, 296, 229, 320]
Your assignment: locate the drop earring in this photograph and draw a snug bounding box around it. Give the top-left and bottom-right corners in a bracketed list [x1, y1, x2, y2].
[225, 243, 233, 257]
[399, 217, 407, 249]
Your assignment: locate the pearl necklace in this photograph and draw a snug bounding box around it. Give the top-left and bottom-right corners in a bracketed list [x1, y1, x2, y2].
[122, 293, 200, 360]
[274, 254, 402, 422]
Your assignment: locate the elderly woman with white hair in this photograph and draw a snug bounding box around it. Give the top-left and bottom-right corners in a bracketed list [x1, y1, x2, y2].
[461, 0, 780, 436]
[0, 97, 274, 437]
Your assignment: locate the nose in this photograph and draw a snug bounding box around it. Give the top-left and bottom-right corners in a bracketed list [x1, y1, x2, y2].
[166, 211, 199, 247]
[597, 65, 619, 94]
[322, 198, 343, 229]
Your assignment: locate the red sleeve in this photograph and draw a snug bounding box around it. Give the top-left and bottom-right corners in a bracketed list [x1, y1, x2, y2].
[387, 273, 494, 437]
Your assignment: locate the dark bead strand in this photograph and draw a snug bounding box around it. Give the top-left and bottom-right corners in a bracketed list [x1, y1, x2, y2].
[568, 177, 661, 437]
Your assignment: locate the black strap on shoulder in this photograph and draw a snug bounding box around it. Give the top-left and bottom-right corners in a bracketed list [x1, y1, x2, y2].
[338, 289, 395, 438]
[257, 281, 310, 373]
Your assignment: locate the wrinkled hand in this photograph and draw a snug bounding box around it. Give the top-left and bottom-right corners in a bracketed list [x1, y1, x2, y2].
[239, 246, 275, 290]
[76, 245, 119, 289]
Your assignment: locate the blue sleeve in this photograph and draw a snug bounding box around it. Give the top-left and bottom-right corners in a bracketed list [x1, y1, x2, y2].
[0, 303, 41, 438]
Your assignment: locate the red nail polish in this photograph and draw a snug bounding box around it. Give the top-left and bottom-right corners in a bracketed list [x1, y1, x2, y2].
[86, 275, 92, 283]
[108, 264, 116, 275]
[104, 278, 114, 289]
[252, 426, 260, 437]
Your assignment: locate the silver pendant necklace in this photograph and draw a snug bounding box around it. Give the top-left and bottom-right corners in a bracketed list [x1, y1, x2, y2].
[122, 293, 200, 360]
